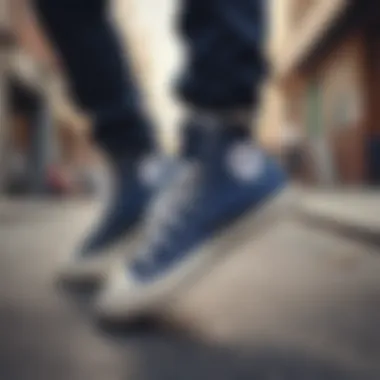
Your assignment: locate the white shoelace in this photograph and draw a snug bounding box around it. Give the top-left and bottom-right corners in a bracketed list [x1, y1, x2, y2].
[136, 163, 201, 264]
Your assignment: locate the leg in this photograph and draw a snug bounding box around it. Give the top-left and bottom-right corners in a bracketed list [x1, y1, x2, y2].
[34, 0, 172, 281]
[178, 0, 267, 111]
[178, 0, 268, 157]
[97, 0, 289, 322]
[34, 0, 154, 157]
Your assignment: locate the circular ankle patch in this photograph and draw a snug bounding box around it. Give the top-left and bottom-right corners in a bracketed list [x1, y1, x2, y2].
[226, 143, 264, 182]
[138, 156, 168, 188]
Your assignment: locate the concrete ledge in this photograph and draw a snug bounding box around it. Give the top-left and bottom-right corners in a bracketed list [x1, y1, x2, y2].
[298, 191, 380, 247]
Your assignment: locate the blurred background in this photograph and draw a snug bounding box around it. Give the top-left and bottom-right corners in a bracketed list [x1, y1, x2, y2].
[1, 1, 380, 379]
[0, 0, 184, 197]
[1, 0, 379, 197]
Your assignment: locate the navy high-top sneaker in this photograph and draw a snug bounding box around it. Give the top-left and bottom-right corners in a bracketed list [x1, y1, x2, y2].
[58, 152, 177, 283]
[96, 116, 291, 321]
[58, 103, 182, 284]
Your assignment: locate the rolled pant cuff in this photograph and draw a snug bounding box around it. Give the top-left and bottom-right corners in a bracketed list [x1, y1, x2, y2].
[93, 104, 156, 159]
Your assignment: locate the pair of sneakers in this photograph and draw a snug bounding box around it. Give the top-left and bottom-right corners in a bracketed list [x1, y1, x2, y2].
[59, 118, 289, 323]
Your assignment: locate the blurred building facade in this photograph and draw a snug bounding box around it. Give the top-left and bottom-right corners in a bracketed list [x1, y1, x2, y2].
[1, 0, 183, 196]
[0, 0, 92, 195]
[4, 1, 379, 191]
[263, 0, 380, 186]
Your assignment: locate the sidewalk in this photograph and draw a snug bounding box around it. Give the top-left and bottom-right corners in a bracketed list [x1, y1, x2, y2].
[1, 196, 380, 377]
[0, 197, 98, 225]
[299, 189, 380, 246]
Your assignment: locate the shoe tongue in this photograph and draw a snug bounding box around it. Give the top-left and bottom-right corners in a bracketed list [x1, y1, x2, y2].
[107, 153, 135, 175]
[181, 120, 203, 159]
[181, 118, 251, 161]
[107, 143, 161, 174]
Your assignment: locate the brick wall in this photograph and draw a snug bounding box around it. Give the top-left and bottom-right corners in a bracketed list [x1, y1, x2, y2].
[320, 35, 366, 184]
[278, 34, 367, 185]
[302, 34, 367, 184]
[273, 0, 348, 77]
[366, 30, 380, 135]
[11, 0, 56, 67]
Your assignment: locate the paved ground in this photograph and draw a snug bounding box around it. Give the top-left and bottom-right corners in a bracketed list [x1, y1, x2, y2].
[1, 199, 380, 379]
[298, 190, 380, 247]
[300, 191, 380, 232]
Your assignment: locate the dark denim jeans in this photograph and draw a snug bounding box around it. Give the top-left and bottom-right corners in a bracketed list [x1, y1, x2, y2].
[34, 0, 267, 155]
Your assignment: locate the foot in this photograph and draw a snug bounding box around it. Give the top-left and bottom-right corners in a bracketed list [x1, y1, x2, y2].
[58, 154, 176, 283]
[96, 120, 289, 321]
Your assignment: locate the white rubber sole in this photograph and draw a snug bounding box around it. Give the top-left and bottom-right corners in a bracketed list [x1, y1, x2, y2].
[56, 228, 142, 284]
[95, 186, 298, 322]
